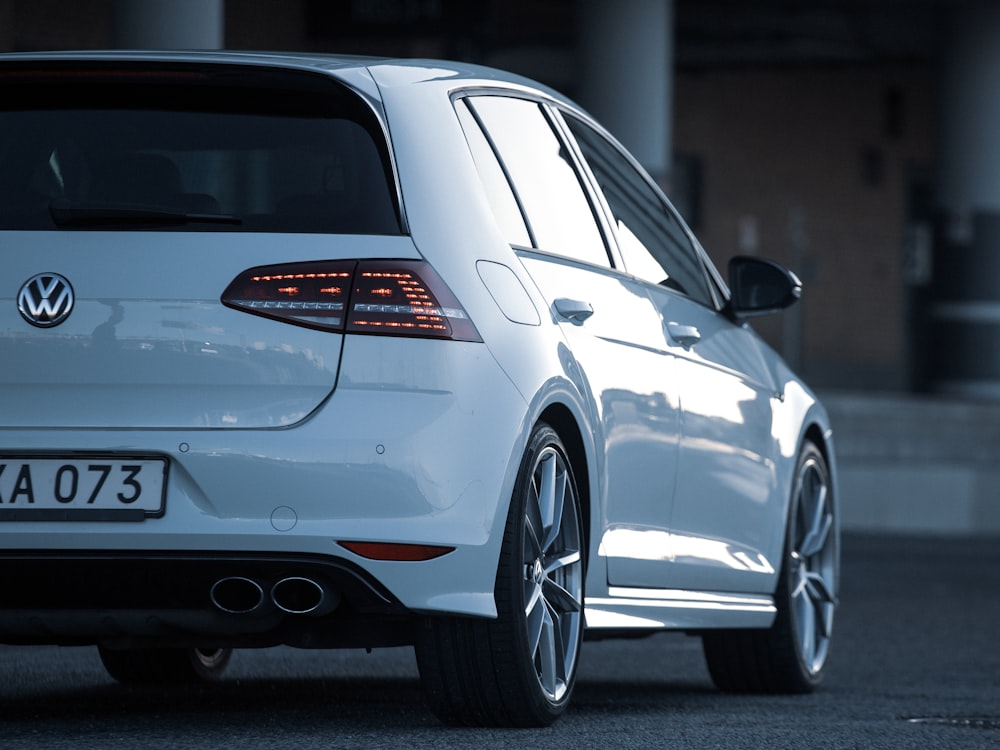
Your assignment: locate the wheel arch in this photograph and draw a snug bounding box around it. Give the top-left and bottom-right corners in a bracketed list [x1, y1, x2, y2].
[770, 416, 840, 604]
[537, 402, 592, 571]
[801, 419, 841, 595]
[801, 420, 839, 545]
[768, 410, 839, 597]
[803, 422, 831, 470]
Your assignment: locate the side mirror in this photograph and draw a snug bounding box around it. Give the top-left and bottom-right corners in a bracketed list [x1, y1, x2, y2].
[727, 256, 802, 319]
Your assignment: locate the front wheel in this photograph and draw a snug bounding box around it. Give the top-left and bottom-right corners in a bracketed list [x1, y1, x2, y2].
[703, 439, 838, 693]
[415, 423, 585, 726]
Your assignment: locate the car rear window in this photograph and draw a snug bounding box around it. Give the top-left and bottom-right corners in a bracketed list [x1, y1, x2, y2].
[0, 62, 402, 234]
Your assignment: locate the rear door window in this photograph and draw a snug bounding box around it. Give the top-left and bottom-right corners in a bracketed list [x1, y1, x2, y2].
[0, 63, 401, 234]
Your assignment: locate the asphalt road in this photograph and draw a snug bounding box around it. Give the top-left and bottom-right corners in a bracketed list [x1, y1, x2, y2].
[1, 534, 999, 749]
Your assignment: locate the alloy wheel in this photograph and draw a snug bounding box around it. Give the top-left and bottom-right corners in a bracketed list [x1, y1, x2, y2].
[789, 451, 837, 676]
[521, 445, 584, 702]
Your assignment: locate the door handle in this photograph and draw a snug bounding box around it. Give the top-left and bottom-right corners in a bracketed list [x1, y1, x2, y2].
[667, 322, 701, 349]
[554, 298, 594, 322]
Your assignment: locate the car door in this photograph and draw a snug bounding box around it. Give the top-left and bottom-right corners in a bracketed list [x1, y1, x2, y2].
[458, 94, 682, 588]
[562, 113, 785, 595]
[655, 293, 785, 594]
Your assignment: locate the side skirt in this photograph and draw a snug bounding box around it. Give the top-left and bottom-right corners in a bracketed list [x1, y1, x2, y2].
[584, 587, 776, 631]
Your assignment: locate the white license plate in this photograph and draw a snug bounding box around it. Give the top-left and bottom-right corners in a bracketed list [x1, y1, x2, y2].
[0, 456, 167, 520]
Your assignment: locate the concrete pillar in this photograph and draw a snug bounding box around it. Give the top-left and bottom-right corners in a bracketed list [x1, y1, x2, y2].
[113, 0, 224, 49]
[578, 0, 674, 184]
[932, 2, 1000, 398]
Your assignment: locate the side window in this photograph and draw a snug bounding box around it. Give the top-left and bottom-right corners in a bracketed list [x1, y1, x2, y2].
[454, 99, 531, 247]
[468, 96, 611, 268]
[565, 115, 715, 307]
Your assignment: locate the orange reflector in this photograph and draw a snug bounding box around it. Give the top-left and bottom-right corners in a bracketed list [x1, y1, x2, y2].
[338, 541, 454, 561]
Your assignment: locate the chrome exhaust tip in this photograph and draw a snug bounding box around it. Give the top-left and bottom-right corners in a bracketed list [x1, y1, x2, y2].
[210, 576, 265, 614]
[270, 576, 339, 616]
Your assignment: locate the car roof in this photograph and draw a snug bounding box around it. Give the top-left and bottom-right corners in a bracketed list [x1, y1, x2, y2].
[0, 48, 389, 71]
[0, 49, 560, 94]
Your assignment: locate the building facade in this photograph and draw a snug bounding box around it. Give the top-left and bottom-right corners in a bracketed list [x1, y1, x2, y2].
[0, 0, 984, 397]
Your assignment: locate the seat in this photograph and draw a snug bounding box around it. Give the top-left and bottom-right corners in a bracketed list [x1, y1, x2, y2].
[92, 153, 182, 205]
[91, 153, 219, 213]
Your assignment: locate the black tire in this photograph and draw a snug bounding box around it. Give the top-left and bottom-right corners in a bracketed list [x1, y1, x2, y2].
[703, 439, 838, 693]
[98, 645, 232, 685]
[415, 423, 585, 727]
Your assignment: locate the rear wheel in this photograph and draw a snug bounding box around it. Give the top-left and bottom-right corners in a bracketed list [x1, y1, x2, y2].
[98, 645, 232, 684]
[703, 439, 837, 692]
[415, 423, 585, 726]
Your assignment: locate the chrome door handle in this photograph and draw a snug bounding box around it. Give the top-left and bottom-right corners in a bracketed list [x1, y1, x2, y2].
[667, 322, 701, 349]
[554, 298, 594, 322]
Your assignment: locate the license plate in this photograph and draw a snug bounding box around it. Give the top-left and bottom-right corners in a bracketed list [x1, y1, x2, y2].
[0, 456, 167, 521]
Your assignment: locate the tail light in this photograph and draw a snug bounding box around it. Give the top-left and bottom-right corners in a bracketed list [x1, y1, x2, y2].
[222, 259, 481, 342]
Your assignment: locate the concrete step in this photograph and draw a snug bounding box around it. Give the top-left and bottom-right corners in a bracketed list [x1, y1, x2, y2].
[820, 391, 1000, 536]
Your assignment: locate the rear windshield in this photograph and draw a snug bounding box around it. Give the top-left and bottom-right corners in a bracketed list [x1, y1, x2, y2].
[0, 62, 402, 234]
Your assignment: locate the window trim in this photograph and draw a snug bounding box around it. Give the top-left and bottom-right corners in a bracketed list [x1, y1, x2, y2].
[448, 86, 730, 311]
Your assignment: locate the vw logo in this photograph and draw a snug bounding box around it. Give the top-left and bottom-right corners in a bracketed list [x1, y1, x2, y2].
[17, 273, 75, 328]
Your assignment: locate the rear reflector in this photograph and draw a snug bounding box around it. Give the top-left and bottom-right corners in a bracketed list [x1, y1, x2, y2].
[338, 541, 455, 561]
[222, 259, 480, 341]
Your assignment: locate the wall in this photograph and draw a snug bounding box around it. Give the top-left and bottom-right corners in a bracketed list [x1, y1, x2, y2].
[673, 66, 936, 390]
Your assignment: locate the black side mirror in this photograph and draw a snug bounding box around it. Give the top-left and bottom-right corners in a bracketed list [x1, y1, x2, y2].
[727, 256, 802, 319]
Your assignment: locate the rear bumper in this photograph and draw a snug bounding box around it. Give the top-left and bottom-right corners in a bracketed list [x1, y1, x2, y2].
[0, 550, 413, 648]
[0, 337, 531, 632]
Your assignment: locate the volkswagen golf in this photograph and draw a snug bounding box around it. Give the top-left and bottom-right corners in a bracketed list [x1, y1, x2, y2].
[0, 50, 838, 726]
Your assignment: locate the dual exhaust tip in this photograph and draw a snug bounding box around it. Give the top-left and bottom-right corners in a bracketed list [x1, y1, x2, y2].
[210, 576, 339, 616]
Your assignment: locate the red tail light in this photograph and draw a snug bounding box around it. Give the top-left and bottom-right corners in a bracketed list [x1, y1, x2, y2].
[222, 259, 481, 342]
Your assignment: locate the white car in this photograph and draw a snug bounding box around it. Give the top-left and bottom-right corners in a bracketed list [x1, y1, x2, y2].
[0, 51, 838, 726]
